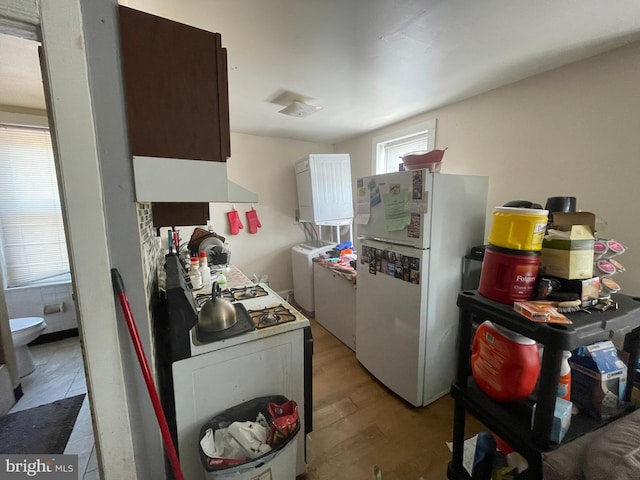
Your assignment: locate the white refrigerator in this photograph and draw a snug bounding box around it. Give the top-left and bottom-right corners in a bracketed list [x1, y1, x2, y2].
[355, 170, 488, 407]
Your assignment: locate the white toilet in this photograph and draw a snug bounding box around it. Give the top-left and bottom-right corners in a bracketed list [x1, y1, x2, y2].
[9, 317, 47, 377]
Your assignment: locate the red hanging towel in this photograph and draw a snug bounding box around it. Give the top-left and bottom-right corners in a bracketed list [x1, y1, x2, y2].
[246, 208, 262, 234]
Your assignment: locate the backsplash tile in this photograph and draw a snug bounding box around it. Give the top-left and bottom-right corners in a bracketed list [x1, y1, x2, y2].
[137, 202, 162, 298]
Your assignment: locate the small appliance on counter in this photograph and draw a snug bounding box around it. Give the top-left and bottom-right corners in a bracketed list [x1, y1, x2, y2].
[462, 244, 486, 290]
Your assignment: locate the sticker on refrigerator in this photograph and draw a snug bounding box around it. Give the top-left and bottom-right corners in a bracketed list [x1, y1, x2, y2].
[407, 213, 421, 238]
[355, 194, 371, 225]
[368, 179, 381, 206]
[362, 246, 420, 284]
[412, 170, 424, 200]
[382, 188, 411, 231]
[369, 261, 377, 275]
[355, 178, 372, 224]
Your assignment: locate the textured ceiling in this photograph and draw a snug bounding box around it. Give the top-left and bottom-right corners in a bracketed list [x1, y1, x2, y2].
[2, 0, 640, 143]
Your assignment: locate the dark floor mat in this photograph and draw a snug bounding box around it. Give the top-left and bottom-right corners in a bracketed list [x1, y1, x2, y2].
[0, 393, 85, 454]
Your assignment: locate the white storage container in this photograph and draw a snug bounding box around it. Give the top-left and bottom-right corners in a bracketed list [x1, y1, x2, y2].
[295, 154, 353, 224]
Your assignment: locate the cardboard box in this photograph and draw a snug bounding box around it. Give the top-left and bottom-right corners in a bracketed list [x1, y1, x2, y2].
[540, 212, 596, 279]
[532, 397, 573, 444]
[569, 340, 627, 418]
[513, 301, 572, 324]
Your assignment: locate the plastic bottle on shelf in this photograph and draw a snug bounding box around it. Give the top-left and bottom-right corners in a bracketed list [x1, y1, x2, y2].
[558, 351, 571, 401]
[189, 256, 203, 290]
[198, 251, 211, 287]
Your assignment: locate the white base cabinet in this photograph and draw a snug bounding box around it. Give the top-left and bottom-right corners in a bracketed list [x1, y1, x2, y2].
[313, 263, 356, 350]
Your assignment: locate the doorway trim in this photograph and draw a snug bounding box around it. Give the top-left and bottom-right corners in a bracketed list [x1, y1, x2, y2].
[1, 0, 138, 478]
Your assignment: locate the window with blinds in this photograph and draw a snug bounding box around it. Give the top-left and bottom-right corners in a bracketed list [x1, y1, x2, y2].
[373, 119, 436, 174]
[0, 125, 70, 287]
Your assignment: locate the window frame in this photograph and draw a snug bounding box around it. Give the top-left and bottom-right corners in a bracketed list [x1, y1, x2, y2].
[0, 116, 71, 288]
[371, 119, 437, 174]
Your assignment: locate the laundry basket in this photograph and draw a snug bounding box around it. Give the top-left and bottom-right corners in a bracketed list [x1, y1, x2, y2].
[198, 395, 300, 479]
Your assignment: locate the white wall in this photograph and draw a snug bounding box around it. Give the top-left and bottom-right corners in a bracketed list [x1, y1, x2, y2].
[337, 40, 640, 296]
[215, 133, 336, 292]
[165, 132, 333, 293]
[4, 283, 76, 333]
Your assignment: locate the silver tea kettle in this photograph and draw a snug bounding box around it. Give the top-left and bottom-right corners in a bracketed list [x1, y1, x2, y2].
[197, 282, 237, 332]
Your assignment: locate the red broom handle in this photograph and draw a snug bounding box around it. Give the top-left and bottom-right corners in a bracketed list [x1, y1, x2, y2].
[111, 268, 185, 480]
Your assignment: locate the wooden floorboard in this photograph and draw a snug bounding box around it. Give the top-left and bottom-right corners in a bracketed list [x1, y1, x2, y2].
[300, 319, 484, 480]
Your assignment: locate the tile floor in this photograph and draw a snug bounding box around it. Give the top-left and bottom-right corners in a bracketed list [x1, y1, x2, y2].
[8, 336, 99, 480]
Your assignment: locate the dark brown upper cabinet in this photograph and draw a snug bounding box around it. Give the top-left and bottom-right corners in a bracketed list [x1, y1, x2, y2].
[151, 202, 210, 228]
[118, 6, 231, 162]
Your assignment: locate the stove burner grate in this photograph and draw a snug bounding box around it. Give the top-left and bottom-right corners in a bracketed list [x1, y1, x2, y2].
[247, 305, 297, 329]
[258, 312, 280, 327]
[195, 293, 212, 309]
[224, 285, 269, 301]
[196, 285, 269, 309]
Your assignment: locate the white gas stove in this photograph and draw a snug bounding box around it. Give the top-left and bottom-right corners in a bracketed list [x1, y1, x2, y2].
[166, 276, 312, 480]
[189, 283, 309, 357]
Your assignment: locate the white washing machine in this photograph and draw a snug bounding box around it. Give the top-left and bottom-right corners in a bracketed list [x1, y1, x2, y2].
[291, 240, 334, 314]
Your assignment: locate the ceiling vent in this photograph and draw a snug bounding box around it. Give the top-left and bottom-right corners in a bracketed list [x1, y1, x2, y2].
[278, 100, 322, 117]
[269, 90, 322, 118]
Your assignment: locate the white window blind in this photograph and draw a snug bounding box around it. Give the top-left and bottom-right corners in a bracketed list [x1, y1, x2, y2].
[0, 125, 70, 287]
[374, 119, 436, 174]
[382, 134, 429, 174]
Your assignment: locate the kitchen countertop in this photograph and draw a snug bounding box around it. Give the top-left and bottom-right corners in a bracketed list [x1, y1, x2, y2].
[187, 263, 310, 358]
[191, 263, 253, 294]
[313, 255, 357, 284]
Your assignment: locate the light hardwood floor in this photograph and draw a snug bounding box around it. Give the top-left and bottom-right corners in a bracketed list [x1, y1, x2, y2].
[8, 320, 482, 480]
[7, 336, 99, 480]
[302, 319, 483, 480]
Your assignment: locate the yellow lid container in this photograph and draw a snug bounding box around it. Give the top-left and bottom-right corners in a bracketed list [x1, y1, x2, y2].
[487, 207, 549, 251]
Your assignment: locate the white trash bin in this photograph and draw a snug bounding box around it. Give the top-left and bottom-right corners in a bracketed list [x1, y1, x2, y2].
[199, 395, 300, 479]
[206, 432, 298, 479]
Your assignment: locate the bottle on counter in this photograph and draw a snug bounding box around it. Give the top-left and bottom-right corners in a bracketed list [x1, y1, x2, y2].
[217, 270, 228, 288]
[198, 251, 211, 287]
[189, 256, 203, 290]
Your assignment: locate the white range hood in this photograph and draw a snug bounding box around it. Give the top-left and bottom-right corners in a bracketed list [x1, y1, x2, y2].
[132, 156, 258, 203]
